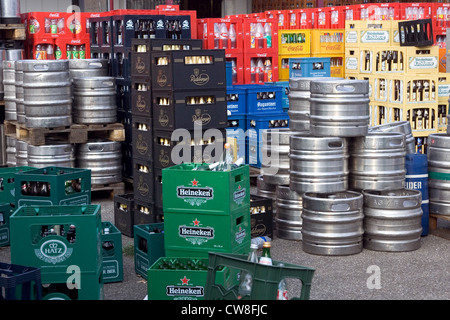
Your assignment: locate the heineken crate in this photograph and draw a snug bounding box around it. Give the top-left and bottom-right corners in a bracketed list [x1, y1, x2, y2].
[205, 252, 315, 300]
[0, 202, 11, 247]
[40, 270, 104, 300]
[0, 262, 42, 300]
[147, 257, 234, 300]
[250, 195, 274, 239]
[134, 223, 165, 279]
[101, 221, 123, 283]
[162, 163, 250, 215]
[10, 205, 102, 282]
[0, 166, 37, 209]
[114, 193, 135, 237]
[14, 166, 91, 209]
[163, 206, 251, 258]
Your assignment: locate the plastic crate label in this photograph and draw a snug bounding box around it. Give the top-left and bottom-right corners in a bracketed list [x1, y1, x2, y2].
[176, 180, 215, 206]
[35, 238, 74, 264]
[179, 218, 215, 245]
[360, 30, 390, 43]
[408, 56, 438, 69]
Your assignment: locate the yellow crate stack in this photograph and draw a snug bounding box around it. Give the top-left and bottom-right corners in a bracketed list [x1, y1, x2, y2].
[278, 29, 311, 81]
[344, 19, 449, 154]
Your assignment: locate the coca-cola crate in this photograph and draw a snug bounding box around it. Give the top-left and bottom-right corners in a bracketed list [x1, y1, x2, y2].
[152, 89, 228, 131]
[250, 195, 274, 239]
[163, 12, 196, 39]
[112, 46, 132, 79]
[311, 29, 344, 55]
[278, 29, 311, 55]
[88, 15, 113, 48]
[111, 14, 166, 48]
[265, 10, 289, 30]
[132, 158, 154, 203]
[197, 18, 244, 55]
[242, 18, 278, 54]
[114, 193, 135, 237]
[352, 3, 400, 21]
[433, 3, 450, 30]
[151, 49, 226, 91]
[153, 128, 226, 170]
[400, 3, 433, 21]
[133, 223, 165, 279]
[0, 262, 42, 300]
[14, 166, 91, 208]
[54, 35, 90, 60]
[226, 53, 244, 85]
[132, 115, 153, 161]
[25, 37, 55, 60]
[131, 38, 203, 77]
[101, 221, 123, 283]
[312, 7, 331, 29]
[329, 6, 346, 29]
[25, 12, 71, 39]
[243, 53, 279, 84]
[131, 75, 152, 117]
[0, 203, 11, 247]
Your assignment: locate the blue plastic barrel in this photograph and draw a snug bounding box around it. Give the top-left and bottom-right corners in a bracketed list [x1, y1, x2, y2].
[405, 153, 429, 236]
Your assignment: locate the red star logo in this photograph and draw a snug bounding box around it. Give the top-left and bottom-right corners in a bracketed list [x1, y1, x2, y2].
[181, 276, 190, 285]
[238, 185, 241, 190]
[193, 219, 200, 226]
[191, 179, 199, 187]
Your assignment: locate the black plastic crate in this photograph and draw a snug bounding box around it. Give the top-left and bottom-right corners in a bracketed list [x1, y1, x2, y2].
[132, 115, 153, 161]
[112, 46, 132, 79]
[134, 199, 157, 225]
[0, 262, 42, 300]
[250, 195, 274, 239]
[152, 89, 228, 131]
[131, 75, 152, 117]
[117, 109, 132, 143]
[114, 193, 135, 237]
[89, 16, 113, 49]
[121, 142, 133, 180]
[111, 15, 166, 48]
[116, 78, 132, 112]
[398, 19, 433, 47]
[132, 158, 154, 202]
[90, 47, 113, 76]
[154, 168, 163, 208]
[151, 49, 226, 91]
[164, 15, 192, 40]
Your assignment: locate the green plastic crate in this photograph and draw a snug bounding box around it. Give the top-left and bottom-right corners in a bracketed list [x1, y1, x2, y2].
[0, 166, 37, 210]
[147, 257, 234, 300]
[162, 163, 250, 215]
[10, 205, 102, 284]
[164, 207, 250, 258]
[134, 223, 165, 279]
[14, 166, 91, 208]
[101, 221, 123, 283]
[0, 202, 11, 247]
[205, 252, 315, 300]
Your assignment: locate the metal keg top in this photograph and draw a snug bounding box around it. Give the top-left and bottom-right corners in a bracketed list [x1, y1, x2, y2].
[363, 189, 422, 209]
[69, 59, 109, 69]
[21, 59, 69, 72]
[428, 133, 450, 149]
[309, 79, 369, 94]
[289, 77, 342, 91]
[303, 191, 363, 211]
[290, 135, 347, 151]
[369, 121, 412, 135]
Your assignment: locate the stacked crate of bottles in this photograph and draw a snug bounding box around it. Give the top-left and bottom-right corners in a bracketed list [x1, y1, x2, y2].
[226, 85, 247, 163]
[22, 11, 91, 60]
[9, 204, 104, 300]
[133, 222, 164, 279]
[344, 18, 442, 154]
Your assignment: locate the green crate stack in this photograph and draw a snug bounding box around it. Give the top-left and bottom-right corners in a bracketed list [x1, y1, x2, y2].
[147, 256, 233, 300]
[10, 205, 104, 300]
[0, 166, 37, 210]
[133, 223, 165, 279]
[0, 203, 11, 247]
[101, 221, 123, 284]
[14, 166, 92, 208]
[162, 163, 251, 258]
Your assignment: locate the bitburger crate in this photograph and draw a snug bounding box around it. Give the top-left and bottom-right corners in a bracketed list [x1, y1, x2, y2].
[131, 115, 153, 161]
[14, 166, 91, 209]
[10, 205, 102, 283]
[113, 193, 135, 237]
[152, 89, 228, 131]
[101, 221, 123, 283]
[132, 158, 154, 203]
[151, 49, 226, 91]
[133, 222, 165, 279]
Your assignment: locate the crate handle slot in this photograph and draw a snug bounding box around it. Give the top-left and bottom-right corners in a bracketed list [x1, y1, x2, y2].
[235, 174, 243, 183]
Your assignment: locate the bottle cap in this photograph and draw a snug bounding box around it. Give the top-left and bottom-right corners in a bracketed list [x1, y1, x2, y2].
[263, 241, 271, 248]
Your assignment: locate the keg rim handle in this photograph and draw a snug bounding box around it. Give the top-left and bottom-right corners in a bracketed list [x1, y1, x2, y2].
[335, 84, 356, 92]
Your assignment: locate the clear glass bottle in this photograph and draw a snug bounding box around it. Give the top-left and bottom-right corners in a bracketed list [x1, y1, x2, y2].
[237, 243, 259, 299]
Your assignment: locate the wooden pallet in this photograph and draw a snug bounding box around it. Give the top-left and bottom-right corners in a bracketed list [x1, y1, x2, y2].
[0, 24, 25, 41]
[429, 214, 450, 241]
[4, 120, 125, 146]
[91, 182, 125, 199]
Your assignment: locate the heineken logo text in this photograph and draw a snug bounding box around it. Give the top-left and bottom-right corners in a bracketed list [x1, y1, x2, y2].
[177, 187, 213, 198]
[166, 286, 204, 297]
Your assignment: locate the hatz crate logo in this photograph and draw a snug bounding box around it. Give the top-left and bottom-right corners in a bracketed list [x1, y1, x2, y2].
[179, 218, 215, 246]
[35, 239, 73, 264]
[177, 178, 214, 206]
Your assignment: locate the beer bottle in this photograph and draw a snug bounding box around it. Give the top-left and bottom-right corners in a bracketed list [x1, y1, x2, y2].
[237, 243, 259, 299]
[259, 241, 273, 265]
[67, 224, 76, 243]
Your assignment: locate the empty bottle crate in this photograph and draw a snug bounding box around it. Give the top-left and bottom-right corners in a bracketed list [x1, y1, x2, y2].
[101, 221, 123, 283]
[133, 223, 165, 279]
[0, 166, 37, 208]
[113, 193, 135, 237]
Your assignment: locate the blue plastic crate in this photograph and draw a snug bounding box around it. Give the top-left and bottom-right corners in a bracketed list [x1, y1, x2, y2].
[0, 262, 42, 300]
[289, 57, 331, 78]
[245, 84, 283, 115]
[226, 114, 247, 163]
[226, 85, 247, 116]
[266, 81, 289, 112]
[246, 113, 289, 168]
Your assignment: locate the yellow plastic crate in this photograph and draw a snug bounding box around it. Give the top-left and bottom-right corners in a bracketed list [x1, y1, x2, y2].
[315, 53, 344, 78]
[357, 20, 392, 47]
[388, 74, 439, 105]
[278, 29, 311, 56]
[405, 46, 439, 75]
[311, 29, 344, 55]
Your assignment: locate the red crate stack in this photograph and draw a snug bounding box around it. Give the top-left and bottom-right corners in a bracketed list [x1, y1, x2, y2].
[242, 17, 278, 54]
[162, 9, 197, 40]
[312, 7, 330, 29]
[244, 53, 279, 84]
[197, 17, 243, 54]
[432, 3, 450, 37]
[400, 2, 433, 20]
[55, 36, 91, 60]
[26, 37, 55, 60]
[295, 9, 314, 29]
[25, 12, 71, 39]
[227, 53, 245, 85]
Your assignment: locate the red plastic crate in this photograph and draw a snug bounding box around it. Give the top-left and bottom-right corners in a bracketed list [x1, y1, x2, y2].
[55, 35, 91, 60]
[328, 7, 346, 29]
[226, 53, 244, 85]
[400, 2, 433, 20]
[26, 37, 55, 59]
[25, 12, 72, 39]
[264, 10, 289, 30]
[432, 3, 450, 29]
[197, 18, 243, 54]
[296, 9, 313, 29]
[243, 52, 279, 84]
[312, 7, 331, 29]
[242, 17, 278, 54]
